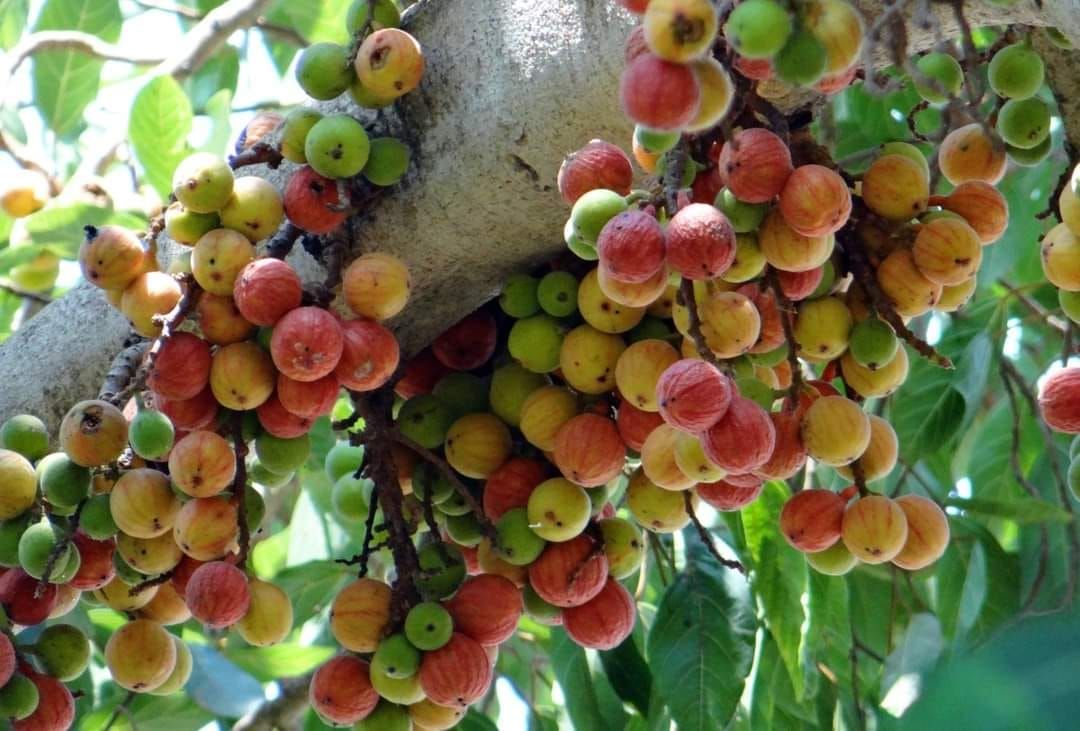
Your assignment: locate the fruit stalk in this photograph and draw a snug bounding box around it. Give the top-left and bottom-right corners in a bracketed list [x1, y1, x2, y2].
[677, 279, 728, 372]
[764, 267, 803, 410]
[35, 497, 87, 594]
[681, 491, 745, 573]
[231, 413, 252, 567]
[228, 141, 285, 171]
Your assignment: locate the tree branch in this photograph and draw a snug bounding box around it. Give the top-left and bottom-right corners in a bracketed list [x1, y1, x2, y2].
[0, 31, 166, 94]
[233, 675, 313, 731]
[682, 491, 745, 573]
[153, 0, 277, 80]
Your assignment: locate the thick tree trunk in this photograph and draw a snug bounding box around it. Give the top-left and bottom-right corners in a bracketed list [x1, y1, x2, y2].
[0, 0, 1077, 429]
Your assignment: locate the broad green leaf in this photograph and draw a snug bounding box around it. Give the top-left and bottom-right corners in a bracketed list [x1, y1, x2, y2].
[935, 534, 987, 641]
[742, 481, 807, 699]
[458, 710, 500, 731]
[22, 203, 146, 257]
[186, 45, 239, 111]
[946, 495, 1073, 524]
[549, 630, 624, 730]
[599, 632, 652, 718]
[890, 347, 965, 461]
[32, 0, 122, 138]
[226, 644, 335, 682]
[881, 613, 944, 698]
[266, 0, 352, 44]
[198, 88, 234, 156]
[129, 75, 194, 200]
[750, 631, 816, 730]
[187, 645, 266, 719]
[274, 559, 352, 625]
[0, 0, 28, 49]
[647, 533, 755, 731]
[805, 571, 852, 690]
[127, 693, 216, 731]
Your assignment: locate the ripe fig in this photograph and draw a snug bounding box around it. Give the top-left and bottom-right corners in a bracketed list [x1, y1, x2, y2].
[841, 494, 909, 564]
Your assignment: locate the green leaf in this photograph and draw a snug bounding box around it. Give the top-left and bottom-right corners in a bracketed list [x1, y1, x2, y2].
[126, 693, 216, 731]
[890, 347, 966, 461]
[750, 631, 816, 729]
[129, 75, 194, 200]
[0, 0, 28, 49]
[647, 533, 756, 730]
[22, 202, 145, 256]
[599, 633, 652, 717]
[274, 559, 352, 625]
[265, 0, 352, 44]
[549, 630, 615, 730]
[225, 644, 335, 682]
[32, 0, 123, 139]
[186, 45, 239, 111]
[458, 710, 500, 731]
[946, 495, 1073, 524]
[881, 613, 944, 696]
[805, 571, 852, 690]
[198, 88, 234, 156]
[741, 481, 807, 699]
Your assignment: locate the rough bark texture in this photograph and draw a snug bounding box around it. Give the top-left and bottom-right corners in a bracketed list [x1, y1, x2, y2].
[0, 0, 1078, 429]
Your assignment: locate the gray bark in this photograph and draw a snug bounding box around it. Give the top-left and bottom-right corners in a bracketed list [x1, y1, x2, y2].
[0, 0, 1077, 430]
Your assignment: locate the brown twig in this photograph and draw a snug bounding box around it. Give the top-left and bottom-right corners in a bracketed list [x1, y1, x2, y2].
[337, 483, 383, 577]
[677, 279, 728, 373]
[36, 499, 88, 595]
[229, 141, 284, 170]
[98, 341, 152, 404]
[997, 279, 1069, 335]
[265, 222, 304, 260]
[128, 569, 177, 597]
[682, 491, 745, 573]
[765, 268, 803, 409]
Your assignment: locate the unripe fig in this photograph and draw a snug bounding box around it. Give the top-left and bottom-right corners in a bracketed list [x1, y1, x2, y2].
[165, 202, 220, 246]
[620, 52, 701, 130]
[701, 395, 776, 474]
[0, 450, 36, 521]
[35, 452, 89, 513]
[409, 699, 463, 731]
[120, 271, 182, 337]
[105, 619, 177, 692]
[186, 560, 249, 628]
[33, 624, 90, 681]
[146, 636, 193, 695]
[597, 265, 669, 308]
[643, 0, 718, 63]
[626, 467, 696, 532]
[988, 42, 1045, 100]
[759, 208, 834, 272]
[309, 655, 379, 725]
[416, 542, 466, 600]
[404, 601, 453, 651]
[862, 154, 929, 220]
[528, 534, 608, 607]
[1062, 289, 1080, 324]
[489, 364, 546, 428]
[687, 57, 735, 131]
[138, 582, 191, 626]
[805, 540, 858, 575]
[363, 136, 411, 186]
[939, 123, 1007, 185]
[491, 507, 542, 564]
[578, 268, 646, 334]
[801, 395, 870, 466]
[219, 177, 285, 242]
[558, 140, 633, 205]
[779, 488, 844, 552]
[616, 339, 680, 412]
[877, 248, 942, 317]
[192, 228, 255, 296]
[280, 108, 322, 164]
[370, 662, 425, 705]
[397, 394, 453, 449]
[779, 164, 851, 237]
[372, 634, 421, 681]
[911, 212, 989, 282]
[442, 412, 510, 479]
[59, 399, 127, 468]
[173, 497, 238, 561]
[913, 52, 963, 103]
[167, 430, 234, 498]
[563, 576, 637, 652]
[355, 28, 425, 99]
[1041, 223, 1080, 291]
[934, 181, 1009, 244]
[347, 0, 401, 32]
[296, 42, 354, 101]
[697, 290, 761, 358]
[0, 168, 49, 218]
[997, 97, 1051, 150]
[890, 494, 949, 570]
[793, 295, 852, 360]
[0, 671, 38, 721]
[194, 293, 253, 345]
[671, 430, 724, 482]
[343, 252, 412, 321]
[724, 0, 791, 58]
[254, 432, 311, 474]
[774, 27, 827, 86]
[841, 494, 908, 564]
[559, 324, 626, 395]
[12, 672, 73, 731]
[527, 478, 591, 541]
[18, 519, 75, 581]
[419, 632, 492, 708]
[210, 341, 275, 410]
[518, 387, 576, 453]
[331, 578, 392, 652]
[718, 128, 793, 203]
[172, 153, 233, 213]
[116, 530, 182, 575]
[848, 317, 898, 370]
[79, 225, 146, 291]
[0, 415, 47, 462]
[236, 579, 293, 647]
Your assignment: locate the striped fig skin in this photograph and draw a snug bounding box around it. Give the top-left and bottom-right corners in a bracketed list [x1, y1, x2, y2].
[656, 359, 733, 433]
[779, 489, 845, 553]
[778, 164, 852, 237]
